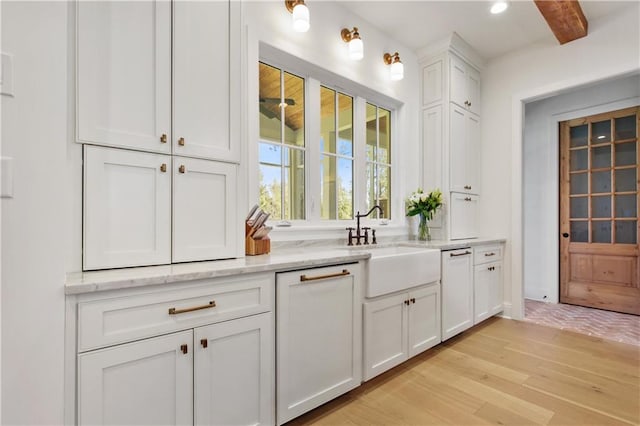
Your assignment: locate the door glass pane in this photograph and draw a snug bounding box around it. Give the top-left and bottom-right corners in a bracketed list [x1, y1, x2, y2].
[337, 158, 353, 220]
[615, 115, 636, 140]
[570, 172, 588, 194]
[570, 149, 588, 171]
[320, 155, 336, 220]
[591, 120, 611, 143]
[615, 221, 637, 244]
[570, 197, 588, 218]
[592, 195, 611, 218]
[591, 170, 611, 193]
[615, 142, 636, 166]
[377, 165, 390, 219]
[570, 124, 588, 148]
[338, 93, 353, 157]
[366, 103, 377, 161]
[378, 108, 391, 164]
[592, 146, 611, 169]
[283, 147, 305, 220]
[259, 63, 282, 143]
[283, 72, 305, 147]
[615, 194, 637, 218]
[320, 87, 336, 154]
[592, 221, 611, 243]
[570, 221, 588, 242]
[615, 168, 636, 192]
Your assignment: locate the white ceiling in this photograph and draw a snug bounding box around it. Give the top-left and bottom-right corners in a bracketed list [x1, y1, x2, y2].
[339, 1, 637, 60]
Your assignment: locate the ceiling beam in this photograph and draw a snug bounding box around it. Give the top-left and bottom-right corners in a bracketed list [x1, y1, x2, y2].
[534, 0, 588, 45]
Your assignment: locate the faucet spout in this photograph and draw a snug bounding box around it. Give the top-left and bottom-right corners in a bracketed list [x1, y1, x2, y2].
[360, 205, 383, 219]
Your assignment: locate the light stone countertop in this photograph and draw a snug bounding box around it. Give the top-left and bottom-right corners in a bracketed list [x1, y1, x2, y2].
[65, 237, 506, 295]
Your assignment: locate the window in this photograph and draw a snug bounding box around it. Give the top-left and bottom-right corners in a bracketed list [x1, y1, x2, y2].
[258, 61, 393, 223]
[258, 62, 305, 220]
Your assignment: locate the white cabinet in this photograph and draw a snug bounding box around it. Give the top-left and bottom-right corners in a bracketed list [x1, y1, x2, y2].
[77, 0, 239, 162]
[83, 146, 171, 270]
[449, 193, 479, 240]
[78, 330, 193, 426]
[441, 248, 473, 340]
[363, 283, 440, 381]
[450, 104, 480, 195]
[450, 54, 480, 116]
[76, 1, 171, 153]
[195, 313, 273, 426]
[172, 157, 237, 262]
[173, 1, 240, 162]
[474, 245, 504, 324]
[276, 264, 362, 425]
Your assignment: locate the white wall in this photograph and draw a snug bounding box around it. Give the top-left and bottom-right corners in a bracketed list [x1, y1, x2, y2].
[1, 2, 70, 424]
[243, 1, 420, 240]
[481, 3, 640, 318]
[523, 74, 640, 302]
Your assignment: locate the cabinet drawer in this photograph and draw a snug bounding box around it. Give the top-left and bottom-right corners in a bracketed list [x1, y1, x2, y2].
[78, 273, 273, 352]
[474, 245, 503, 265]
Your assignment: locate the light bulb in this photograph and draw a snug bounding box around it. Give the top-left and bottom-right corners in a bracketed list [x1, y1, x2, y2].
[292, 3, 310, 32]
[390, 60, 404, 81]
[348, 38, 363, 61]
[490, 1, 508, 14]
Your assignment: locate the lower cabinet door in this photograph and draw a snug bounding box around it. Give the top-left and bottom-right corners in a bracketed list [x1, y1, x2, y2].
[194, 313, 273, 426]
[78, 330, 193, 426]
[474, 261, 504, 324]
[408, 283, 441, 357]
[363, 293, 408, 381]
[489, 262, 504, 316]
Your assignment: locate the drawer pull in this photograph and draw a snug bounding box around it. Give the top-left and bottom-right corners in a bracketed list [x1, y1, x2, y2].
[450, 251, 471, 257]
[178, 137, 185, 146]
[160, 133, 167, 143]
[180, 344, 188, 354]
[168, 300, 216, 315]
[300, 269, 350, 282]
[484, 252, 496, 257]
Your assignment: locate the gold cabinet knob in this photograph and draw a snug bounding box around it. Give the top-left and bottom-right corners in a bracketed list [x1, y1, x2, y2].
[178, 137, 185, 146]
[160, 133, 167, 143]
[160, 163, 167, 173]
[179, 165, 185, 174]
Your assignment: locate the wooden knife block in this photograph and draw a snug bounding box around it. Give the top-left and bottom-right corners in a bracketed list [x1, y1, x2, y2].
[245, 223, 270, 256]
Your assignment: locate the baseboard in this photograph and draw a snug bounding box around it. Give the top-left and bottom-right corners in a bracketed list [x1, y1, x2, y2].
[499, 302, 513, 319]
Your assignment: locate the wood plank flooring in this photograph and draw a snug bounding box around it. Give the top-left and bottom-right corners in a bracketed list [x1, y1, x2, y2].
[287, 318, 640, 426]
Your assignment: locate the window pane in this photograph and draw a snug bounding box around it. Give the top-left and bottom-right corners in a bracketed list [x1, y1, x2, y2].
[570, 172, 588, 194]
[378, 108, 391, 164]
[615, 221, 637, 244]
[615, 115, 636, 140]
[570, 197, 588, 218]
[284, 72, 304, 147]
[591, 145, 611, 169]
[615, 194, 637, 218]
[570, 124, 588, 148]
[616, 142, 636, 166]
[337, 158, 353, 220]
[366, 162, 376, 213]
[591, 120, 611, 144]
[378, 165, 390, 219]
[283, 147, 305, 219]
[259, 143, 283, 220]
[615, 168, 636, 192]
[592, 195, 611, 218]
[320, 155, 336, 220]
[259, 63, 282, 143]
[320, 86, 336, 154]
[338, 93, 353, 157]
[570, 221, 588, 242]
[592, 221, 611, 243]
[366, 103, 377, 161]
[570, 149, 587, 171]
[591, 170, 611, 193]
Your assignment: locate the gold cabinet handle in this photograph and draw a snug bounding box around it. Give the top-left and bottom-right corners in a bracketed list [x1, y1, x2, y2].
[300, 269, 350, 282]
[179, 165, 185, 174]
[180, 344, 188, 354]
[450, 251, 471, 257]
[178, 137, 185, 146]
[200, 339, 208, 349]
[168, 300, 216, 315]
[160, 133, 167, 143]
[160, 163, 167, 173]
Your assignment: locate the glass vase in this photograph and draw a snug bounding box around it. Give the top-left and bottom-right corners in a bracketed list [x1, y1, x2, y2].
[418, 213, 431, 241]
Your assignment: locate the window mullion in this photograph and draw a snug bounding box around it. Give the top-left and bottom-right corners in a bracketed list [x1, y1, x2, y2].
[354, 97, 367, 215]
[307, 78, 321, 222]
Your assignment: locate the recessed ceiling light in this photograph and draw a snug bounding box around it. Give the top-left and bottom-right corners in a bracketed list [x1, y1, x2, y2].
[490, 1, 508, 14]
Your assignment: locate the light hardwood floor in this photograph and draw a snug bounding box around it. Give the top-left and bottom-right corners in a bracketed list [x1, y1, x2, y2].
[287, 318, 640, 426]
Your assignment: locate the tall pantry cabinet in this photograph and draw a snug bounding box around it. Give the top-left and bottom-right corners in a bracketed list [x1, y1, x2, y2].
[420, 34, 483, 240]
[77, 1, 241, 270]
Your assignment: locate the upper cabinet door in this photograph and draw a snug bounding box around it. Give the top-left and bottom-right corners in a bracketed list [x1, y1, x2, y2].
[77, 1, 171, 153]
[173, 0, 240, 162]
[466, 65, 481, 116]
[449, 55, 467, 110]
[172, 157, 238, 262]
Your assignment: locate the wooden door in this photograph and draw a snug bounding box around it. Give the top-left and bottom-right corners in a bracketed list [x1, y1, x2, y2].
[560, 106, 639, 315]
[194, 313, 273, 426]
[78, 331, 193, 426]
[408, 284, 441, 357]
